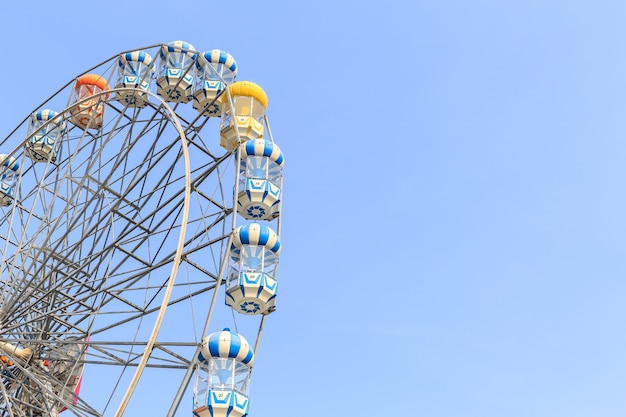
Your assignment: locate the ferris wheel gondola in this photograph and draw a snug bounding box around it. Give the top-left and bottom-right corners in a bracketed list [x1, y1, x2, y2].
[0, 41, 285, 417]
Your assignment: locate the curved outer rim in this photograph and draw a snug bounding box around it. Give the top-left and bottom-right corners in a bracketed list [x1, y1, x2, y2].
[95, 87, 193, 417]
[42, 85, 195, 417]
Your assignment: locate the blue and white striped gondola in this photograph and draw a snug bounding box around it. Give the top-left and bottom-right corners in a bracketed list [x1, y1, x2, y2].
[193, 328, 255, 417]
[156, 40, 197, 103]
[25, 109, 66, 162]
[0, 155, 20, 206]
[237, 138, 284, 220]
[193, 50, 238, 116]
[115, 50, 154, 108]
[226, 223, 281, 315]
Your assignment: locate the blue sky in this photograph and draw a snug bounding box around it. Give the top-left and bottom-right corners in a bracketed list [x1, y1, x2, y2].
[3, 0, 626, 416]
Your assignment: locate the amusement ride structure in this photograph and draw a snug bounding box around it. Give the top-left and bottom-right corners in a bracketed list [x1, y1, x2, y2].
[0, 41, 284, 417]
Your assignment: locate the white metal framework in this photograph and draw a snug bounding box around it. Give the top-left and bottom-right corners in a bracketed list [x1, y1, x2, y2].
[0, 43, 275, 417]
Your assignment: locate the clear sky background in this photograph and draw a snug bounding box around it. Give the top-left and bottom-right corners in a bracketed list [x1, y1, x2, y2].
[2, 0, 626, 416]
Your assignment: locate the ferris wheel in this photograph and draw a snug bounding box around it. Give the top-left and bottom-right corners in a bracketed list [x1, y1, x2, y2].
[0, 41, 284, 417]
